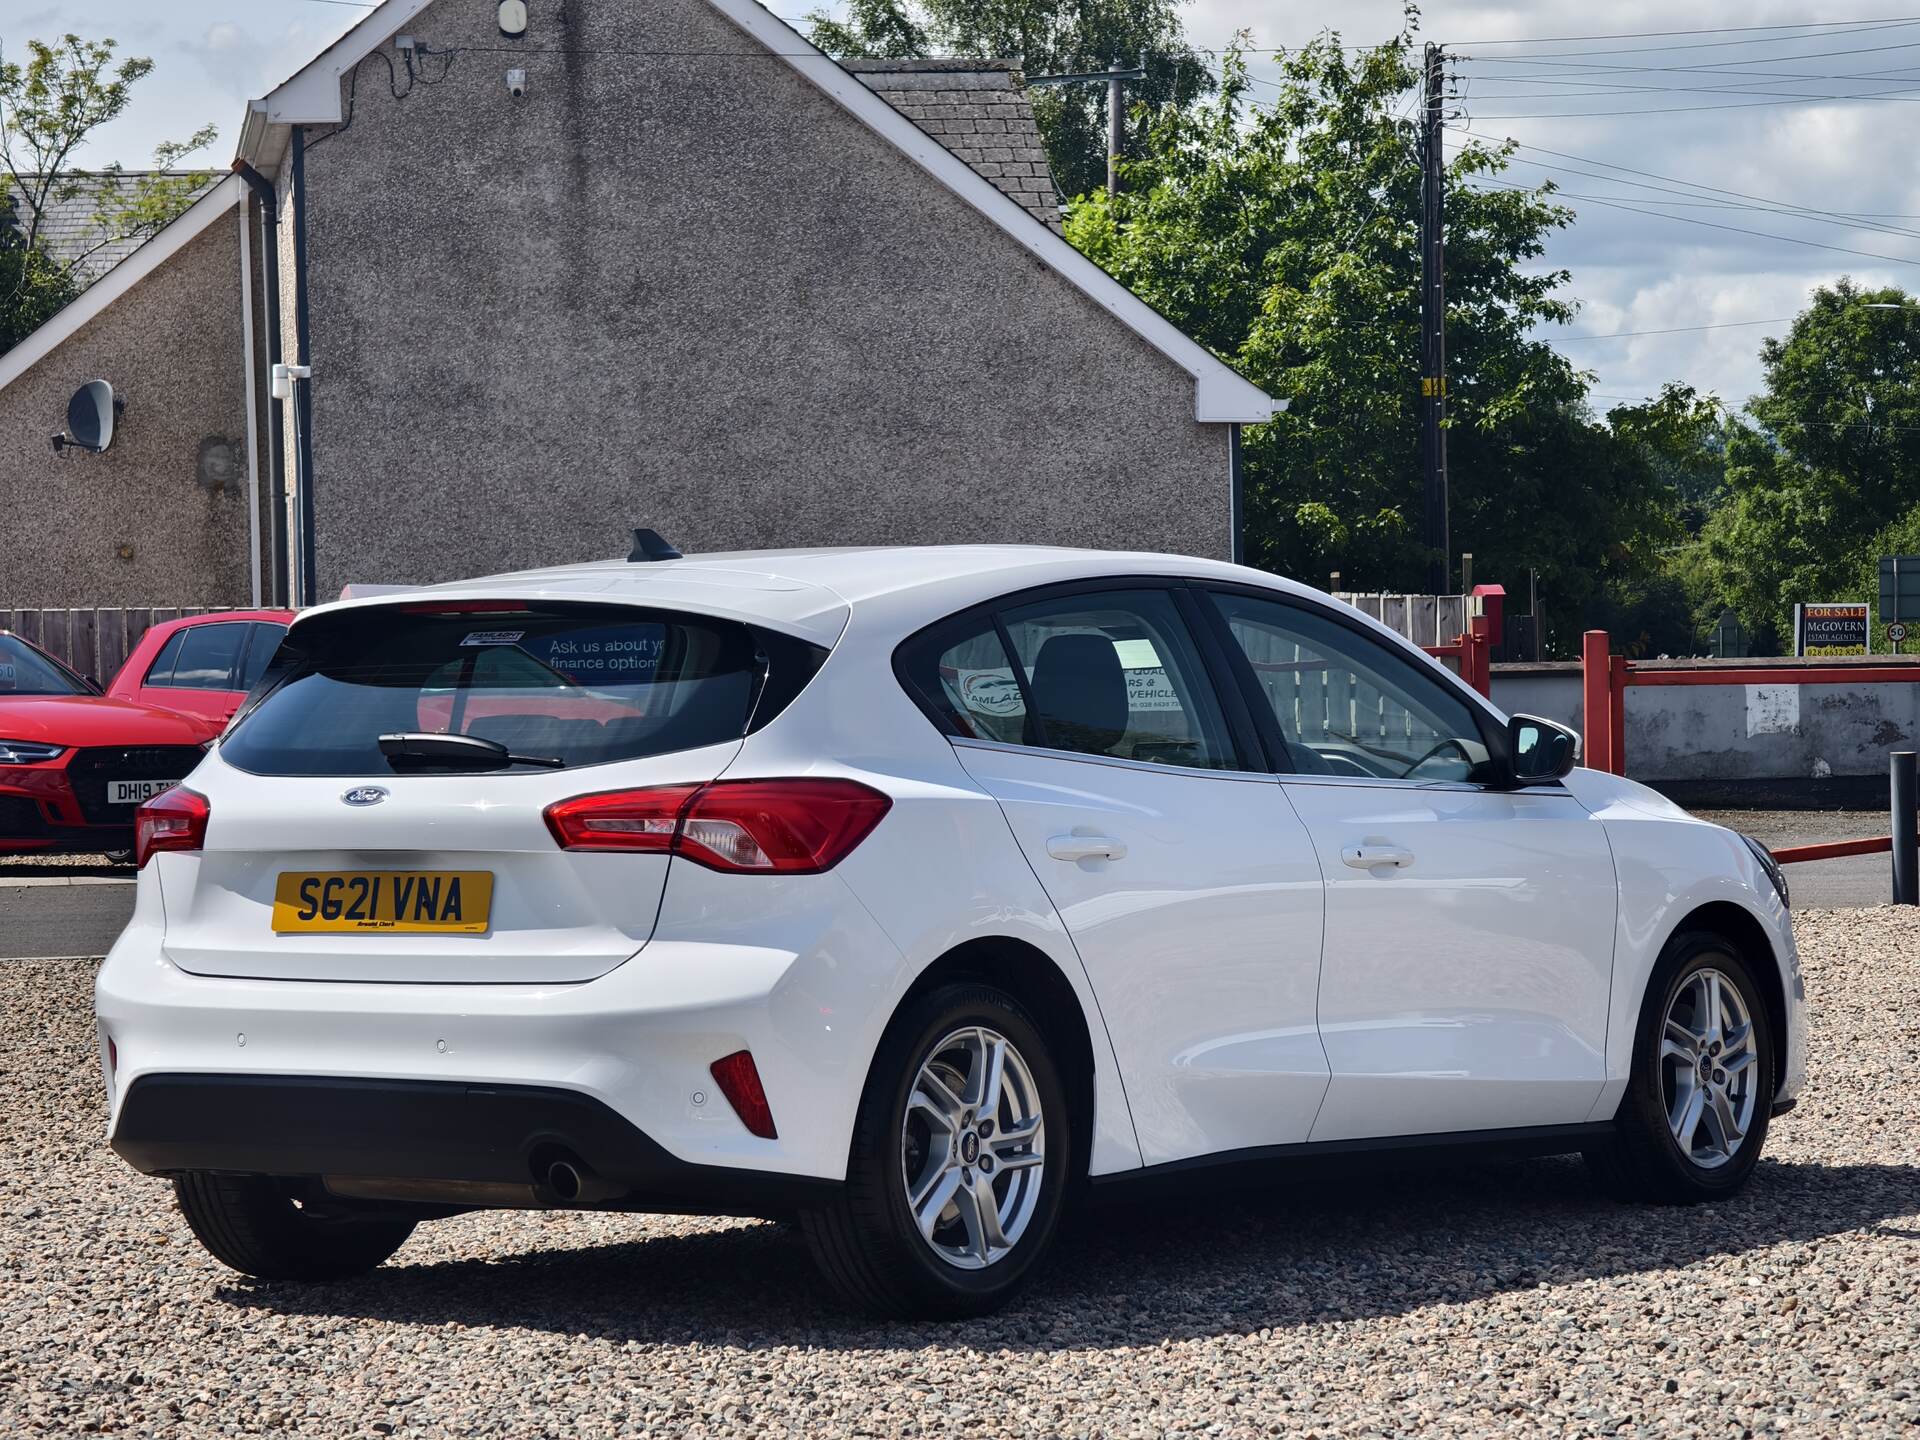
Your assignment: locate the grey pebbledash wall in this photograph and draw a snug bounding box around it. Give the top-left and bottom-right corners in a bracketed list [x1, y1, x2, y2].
[288, 0, 1231, 595]
[0, 222, 254, 607]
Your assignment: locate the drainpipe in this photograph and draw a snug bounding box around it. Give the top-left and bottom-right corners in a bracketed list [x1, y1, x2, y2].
[1228, 422, 1245, 566]
[290, 126, 319, 607]
[236, 193, 262, 608]
[230, 159, 289, 607]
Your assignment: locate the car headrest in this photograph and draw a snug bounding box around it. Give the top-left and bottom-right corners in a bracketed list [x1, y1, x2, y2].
[1028, 633, 1129, 754]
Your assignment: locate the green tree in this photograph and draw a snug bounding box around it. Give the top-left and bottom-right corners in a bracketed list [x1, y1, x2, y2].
[806, 0, 931, 59]
[1695, 279, 1920, 646]
[806, 0, 1214, 199]
[0, 34, 216, 352]
[0, 189, 74, 352]
[1065, 25, 1685, 655]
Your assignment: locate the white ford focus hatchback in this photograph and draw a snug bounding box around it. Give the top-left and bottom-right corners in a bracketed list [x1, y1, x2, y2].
[96, 543, 1806, 1317]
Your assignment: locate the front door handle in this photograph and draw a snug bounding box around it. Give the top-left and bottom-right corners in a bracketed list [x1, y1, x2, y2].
[1047, 834, 1127, 862]
[1342, 844, 1415, 870]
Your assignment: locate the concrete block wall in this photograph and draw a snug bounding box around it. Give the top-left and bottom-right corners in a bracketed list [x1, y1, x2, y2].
[1490, 663, 1920, 785]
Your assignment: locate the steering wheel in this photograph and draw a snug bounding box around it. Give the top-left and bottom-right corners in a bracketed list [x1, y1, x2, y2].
[1399, 736, 1472, 779]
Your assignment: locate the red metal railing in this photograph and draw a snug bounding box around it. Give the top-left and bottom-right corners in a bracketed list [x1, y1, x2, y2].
[1424, 612, 1494, 698]
[1579, 629, 1920, 867]
[1768, 836, 1892, 864]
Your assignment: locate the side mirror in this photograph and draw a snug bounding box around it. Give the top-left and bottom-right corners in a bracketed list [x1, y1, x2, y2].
[1507, 713, 1578, 784]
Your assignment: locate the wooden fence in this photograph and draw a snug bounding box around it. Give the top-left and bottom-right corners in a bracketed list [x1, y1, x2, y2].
[0, 607, 248, 687]
[1330, 593, 1471, 648]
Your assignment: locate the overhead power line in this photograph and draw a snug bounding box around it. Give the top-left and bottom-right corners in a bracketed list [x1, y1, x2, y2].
[1448, 14, 1920, 46]
[1466, 79, 1920, 117]
[1467, 175, 1920, 268]
[1461, 25, 1920, 65]
[1491, 178, 1920, 244]
[1538, 317, 1796, 342]
[1448, 19, 1920, 61]
[1449, 143, 1920, 243]
[1463, 78, 1920, 103]
[1454, 129, 1920, 236]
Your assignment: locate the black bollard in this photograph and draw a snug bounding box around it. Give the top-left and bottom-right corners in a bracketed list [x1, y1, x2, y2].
[1893, 752, 1918, 906]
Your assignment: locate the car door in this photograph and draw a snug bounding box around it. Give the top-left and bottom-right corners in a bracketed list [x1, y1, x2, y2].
[1200, 587, 1618, 1143]
[898, 583, 1328, 1167]
[136, 622, 258, 723]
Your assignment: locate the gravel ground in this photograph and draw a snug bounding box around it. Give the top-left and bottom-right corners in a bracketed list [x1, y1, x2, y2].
[0, 852, 123, 879]
[7, 910, 1920, 1437]
[1692, 810, 1887, 849]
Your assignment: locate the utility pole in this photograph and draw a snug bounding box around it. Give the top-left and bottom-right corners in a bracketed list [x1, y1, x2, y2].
[1419, 41, 1450, 597]
[1025, 60, 1144, 195]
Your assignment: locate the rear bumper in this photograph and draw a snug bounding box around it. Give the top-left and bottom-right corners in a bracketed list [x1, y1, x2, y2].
[112, 1073, 836, 1217]
[95, 859, 913, 1187]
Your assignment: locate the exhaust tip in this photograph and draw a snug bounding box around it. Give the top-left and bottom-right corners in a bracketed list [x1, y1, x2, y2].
[546, 1159, 583, 1202]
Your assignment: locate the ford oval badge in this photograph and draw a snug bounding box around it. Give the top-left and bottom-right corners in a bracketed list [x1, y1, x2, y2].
[342, 785, 389, 807]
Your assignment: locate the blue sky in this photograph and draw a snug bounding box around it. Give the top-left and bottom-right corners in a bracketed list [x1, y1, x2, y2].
[11, 0, 1919, 411]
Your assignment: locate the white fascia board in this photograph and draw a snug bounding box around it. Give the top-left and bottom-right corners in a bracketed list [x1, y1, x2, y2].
[708, 0, 1281, 425]
[0, 174, 246, 395]
[229, 0, 1281, 422]
[255, 0, 435, 128]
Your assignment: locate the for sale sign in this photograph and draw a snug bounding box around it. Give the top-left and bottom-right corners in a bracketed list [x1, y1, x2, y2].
[1796, 602, 1870, 656]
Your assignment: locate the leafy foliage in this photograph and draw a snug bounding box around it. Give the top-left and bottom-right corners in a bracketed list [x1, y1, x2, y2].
[1065, 25, 1690, 656]
[806, 0, 1214, 199]
[0, 34, 217, 354]
[0, 190, 75, 352]
[1692, 280, 1920, 648]
[805, 0, 932, 60]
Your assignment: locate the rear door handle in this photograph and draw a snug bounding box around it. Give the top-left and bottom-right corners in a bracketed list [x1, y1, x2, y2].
[1342, 844, 1415, 870]
[1047, 834, 1127, 862]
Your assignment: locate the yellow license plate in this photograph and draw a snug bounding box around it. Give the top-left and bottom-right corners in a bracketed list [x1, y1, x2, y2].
[271, 871, 493, 934]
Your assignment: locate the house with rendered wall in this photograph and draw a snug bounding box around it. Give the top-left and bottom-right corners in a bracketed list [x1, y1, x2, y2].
[0, 0, 1276, 610]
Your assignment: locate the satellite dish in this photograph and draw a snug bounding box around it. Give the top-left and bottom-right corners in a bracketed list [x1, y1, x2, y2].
[51, 379, 121, 455]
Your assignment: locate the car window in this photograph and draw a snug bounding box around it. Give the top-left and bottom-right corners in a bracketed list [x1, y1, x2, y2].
[150, 623, 248, 691]
[1207, 591, 1490, 784]
[239, 623, 286, 690]
[998, 589, 1239, 770]
[222, 603, 821, 776]
[0, 634, 86, 696]
[900, 617, 1029, 746]
[142, 629, 188, 687]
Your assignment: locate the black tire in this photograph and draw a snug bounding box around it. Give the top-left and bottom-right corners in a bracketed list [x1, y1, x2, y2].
[173, 1173, 416, 1281]
[800, 982, 1073, 1319]
[1585, 931, 1775, 1204]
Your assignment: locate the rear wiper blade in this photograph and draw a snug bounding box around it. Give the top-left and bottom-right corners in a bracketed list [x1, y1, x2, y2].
[377, 732, 565, 771]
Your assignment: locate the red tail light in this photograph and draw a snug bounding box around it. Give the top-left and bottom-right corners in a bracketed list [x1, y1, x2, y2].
[544, 778, 891, 874]
[135, 786, 209, 868]
[709, 1050, 777, 1138]
[541, 784, 702, 853]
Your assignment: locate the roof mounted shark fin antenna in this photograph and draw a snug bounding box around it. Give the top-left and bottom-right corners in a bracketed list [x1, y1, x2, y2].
[628, 528, 683, 562]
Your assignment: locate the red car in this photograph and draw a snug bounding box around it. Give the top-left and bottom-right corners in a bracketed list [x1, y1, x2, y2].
[0, 632, 222, 856]
[105, 610, 295, 726]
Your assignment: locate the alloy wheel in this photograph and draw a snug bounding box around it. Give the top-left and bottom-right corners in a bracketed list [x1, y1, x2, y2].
[1661, 967, 1759, 1170]
[899, 1025, 1046, 1270]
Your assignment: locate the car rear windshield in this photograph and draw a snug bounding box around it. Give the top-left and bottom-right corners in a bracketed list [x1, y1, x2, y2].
[0, 635, 86, 696]
[220, 603, 824, 776]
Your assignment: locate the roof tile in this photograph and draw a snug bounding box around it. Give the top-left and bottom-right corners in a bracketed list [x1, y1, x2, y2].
[842, 60, 1063, 233]
[4, 172, 215, 286]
